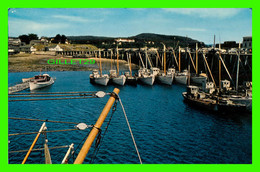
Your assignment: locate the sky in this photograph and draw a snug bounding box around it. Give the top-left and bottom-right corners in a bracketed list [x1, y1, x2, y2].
[8, 8, 252, 44]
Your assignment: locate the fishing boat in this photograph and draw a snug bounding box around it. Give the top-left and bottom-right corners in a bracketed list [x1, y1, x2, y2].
[217, 98, 247, 113]
[138, 47, 160, 86]
[138, 68, 155, 86]
[125, 71, 137, 85]
[89, 69, 109, 86]
[89, 50, 109, 86]
[174, 46, 188, 85]
[182, 86, 218, 111]
[29, 74, 54, 90]
[125, 52, 137, 85]
[175, 70, 188, 85]
[156, 44, 174, 85]
[111, 46, 126, 86]
[191, 73, 207, 85]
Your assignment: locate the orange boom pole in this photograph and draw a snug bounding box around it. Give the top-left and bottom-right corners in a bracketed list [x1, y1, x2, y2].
[74, 88, 120, 164]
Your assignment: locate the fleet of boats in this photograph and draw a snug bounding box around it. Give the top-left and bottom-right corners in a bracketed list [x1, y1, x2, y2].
[12, 44, 251, 114]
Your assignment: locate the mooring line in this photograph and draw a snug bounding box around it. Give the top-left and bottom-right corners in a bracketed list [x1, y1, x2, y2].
[115, 93, 143, 164]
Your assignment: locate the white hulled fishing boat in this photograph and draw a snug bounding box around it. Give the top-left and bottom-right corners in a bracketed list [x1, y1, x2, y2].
[175, 70, 188, 85]
[90, 69, 109, 86]
[29, 74, 54, 90]
[111, 46, 126, 86]
[156, 44, 175, 85]
[89, 49, 109, 86]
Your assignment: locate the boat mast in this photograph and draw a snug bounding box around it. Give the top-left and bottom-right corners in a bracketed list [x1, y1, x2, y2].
[163, 44, 166, 75]
[129, 53, 132, 77]
[236, 43, 241, 92]
[145, 47, 148, 69]
[196, 43, 198, 75]
[110, 49, 113, 71]
[219, 42, 221, 89]
[117, 46, 119, 75]
[179, 46, 181, 72]
[99, 49, 102, 77]
[202, 53, 217, 88]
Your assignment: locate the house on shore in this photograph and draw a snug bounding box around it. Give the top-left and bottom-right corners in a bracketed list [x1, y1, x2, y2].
[20, 45, 37, 53]
[47, 45, 63, 52]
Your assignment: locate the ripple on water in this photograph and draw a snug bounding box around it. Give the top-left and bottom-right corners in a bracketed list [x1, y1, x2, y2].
[8, 71, 252, 164]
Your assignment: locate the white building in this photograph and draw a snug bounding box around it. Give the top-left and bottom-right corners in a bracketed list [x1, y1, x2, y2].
[115, 38, 135, 43]
[48, 45, 63, 52]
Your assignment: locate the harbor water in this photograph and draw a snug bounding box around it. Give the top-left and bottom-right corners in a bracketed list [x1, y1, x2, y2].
[8, 71, 252, 164]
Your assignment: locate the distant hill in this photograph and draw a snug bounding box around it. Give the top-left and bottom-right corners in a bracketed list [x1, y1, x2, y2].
[66, 33, 205, 49]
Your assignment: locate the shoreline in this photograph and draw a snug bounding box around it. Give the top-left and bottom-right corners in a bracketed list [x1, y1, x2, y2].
[8, 54, 139, 73]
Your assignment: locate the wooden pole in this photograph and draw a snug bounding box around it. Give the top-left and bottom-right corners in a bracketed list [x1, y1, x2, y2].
[99, 49, 102, 77]
[179, 46, 181, 72]
[219, 57, 221, 89]
[116, 46, 119, 75]
[187, 49, 196, 72]
[110, 50, 113, 71]
[196, 43, 198, 75]
[163, 44, 166, 75]
[236, 43, 241, 91]
[202, 54, 216, 88]
[156, 50, 163, 69]
[129, 53, 132, 77]
[22, 122, 46, 164]
[74, 88, 120, 164]
[172, 50, 179, 69]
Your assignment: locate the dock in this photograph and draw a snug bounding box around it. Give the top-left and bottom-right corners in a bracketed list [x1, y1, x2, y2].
[8, 82, 30, 94]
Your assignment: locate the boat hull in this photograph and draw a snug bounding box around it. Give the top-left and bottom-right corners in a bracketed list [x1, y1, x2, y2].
[29, 78, 54, 90]
[191, 76, 207, 85]
[182, 92, 218, 111]
[112, 75, 126, 86]
[229, 97, 252, 112]
[175, 75, 188, 85]
[157, 75, 173, 85]
[126, 77, 137, 85]
[94, 77, 110, 86]
[139, 76, 155, 86]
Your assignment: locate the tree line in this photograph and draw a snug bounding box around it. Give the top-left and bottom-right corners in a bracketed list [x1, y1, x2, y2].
[18, 34, 67, 44]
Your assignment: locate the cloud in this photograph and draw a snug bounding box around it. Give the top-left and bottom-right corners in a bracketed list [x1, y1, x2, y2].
[52, 15, 103, 23]
[8, 18, 70, 36]
[177, 27, 207, 32]
[163, 8, 243, 18]
[52, 15, 89, 23]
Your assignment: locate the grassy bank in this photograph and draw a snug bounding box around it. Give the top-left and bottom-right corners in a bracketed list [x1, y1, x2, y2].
[8, 53, 138, 72]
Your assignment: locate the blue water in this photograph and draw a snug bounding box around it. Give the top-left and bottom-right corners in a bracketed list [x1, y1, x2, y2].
[8, 71, 252, 164]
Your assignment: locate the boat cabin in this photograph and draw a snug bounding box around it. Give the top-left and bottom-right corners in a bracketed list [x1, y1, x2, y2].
[221, 80, 231, 90]
[187, 86, 199, 95]
[109, 70, 117, 77]
[34, 74, 51, 82]
[151, 67, 160, 76]
[202, 81, 215, 94]
[92, 69, 99, 77]
[168, 68, 176, 74]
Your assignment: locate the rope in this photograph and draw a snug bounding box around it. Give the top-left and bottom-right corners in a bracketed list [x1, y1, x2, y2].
[8, 93, 94, 98]
[89, 100, 118, 164]
[115, 93, 143, 164]
[9, 91, 97, 95]
[8, 96, 97, 102]
[9, 145, 69, 154]
[65, 128, 93, 163]
[9, 129, 78, 136]
[8, 117, 79, 124]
